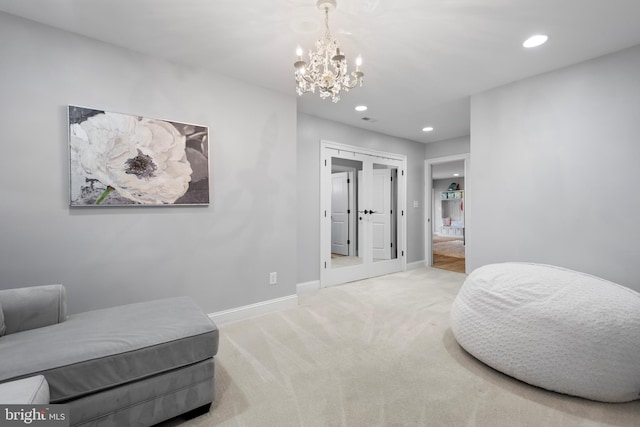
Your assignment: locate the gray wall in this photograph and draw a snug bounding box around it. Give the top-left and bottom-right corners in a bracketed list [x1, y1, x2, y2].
[469, 44, 640, 291]
[297, 113, 427, 284]
[0, 13, 298, 314]
[425, 136, 470, 159]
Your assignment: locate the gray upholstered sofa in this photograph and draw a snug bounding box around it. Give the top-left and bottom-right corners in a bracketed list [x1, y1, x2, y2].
[0, 284, 219, 426]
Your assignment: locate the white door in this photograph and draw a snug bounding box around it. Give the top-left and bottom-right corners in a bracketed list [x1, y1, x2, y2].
[321, 142, 407, 287]
[371, 169, 391, 260]
[331, 172, 349, 255]
[359, 169, 391, 260]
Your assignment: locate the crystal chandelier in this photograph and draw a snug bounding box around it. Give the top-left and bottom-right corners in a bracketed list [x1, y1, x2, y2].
[294, 0, 364, 103]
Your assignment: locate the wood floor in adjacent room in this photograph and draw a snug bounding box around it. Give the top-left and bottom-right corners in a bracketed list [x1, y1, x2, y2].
[433, 253, 466, 273]
[433, 235, 466, 273]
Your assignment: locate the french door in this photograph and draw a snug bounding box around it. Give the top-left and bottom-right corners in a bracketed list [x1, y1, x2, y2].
[330, 172, 351, 256]
[320, 141, 407, 287]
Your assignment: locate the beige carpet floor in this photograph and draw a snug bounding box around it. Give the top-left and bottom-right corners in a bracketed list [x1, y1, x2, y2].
[164, 267, 640, 427]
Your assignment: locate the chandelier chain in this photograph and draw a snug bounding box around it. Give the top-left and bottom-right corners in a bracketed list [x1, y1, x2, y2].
[324, 7, 331, 38]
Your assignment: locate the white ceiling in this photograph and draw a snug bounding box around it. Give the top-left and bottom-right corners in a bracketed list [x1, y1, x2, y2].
[2, 0, 640, 144]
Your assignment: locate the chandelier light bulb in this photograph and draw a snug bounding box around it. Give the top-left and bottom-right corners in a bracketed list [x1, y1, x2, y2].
[293, 0, 364, 103]
[294, 45, 308, 73]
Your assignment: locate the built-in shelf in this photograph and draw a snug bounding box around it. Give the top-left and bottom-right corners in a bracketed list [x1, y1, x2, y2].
[441, 190, 464, 200]
[440, 190, 464, 238]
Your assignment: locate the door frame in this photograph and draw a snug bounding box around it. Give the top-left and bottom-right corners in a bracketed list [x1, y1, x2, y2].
[425, 154, 470, 273]
[321, 140, 407, 287]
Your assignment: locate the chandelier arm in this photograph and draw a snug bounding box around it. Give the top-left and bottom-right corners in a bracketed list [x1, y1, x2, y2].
[300, 73, 317, 85]
[344, 79, 358, 89]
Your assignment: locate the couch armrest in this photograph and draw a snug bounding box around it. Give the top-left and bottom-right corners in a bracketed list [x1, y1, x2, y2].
[0, 285, 67, 335]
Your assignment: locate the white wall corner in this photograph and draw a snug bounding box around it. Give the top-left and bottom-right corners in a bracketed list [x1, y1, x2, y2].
[208, 294, 298, 325]
[297, 280, 320, 294]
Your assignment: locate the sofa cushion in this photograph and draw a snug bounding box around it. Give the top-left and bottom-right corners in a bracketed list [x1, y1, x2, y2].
[0, 375, 50, 404]
[0, 296, 218, 403]
[0, 284, 67, 335]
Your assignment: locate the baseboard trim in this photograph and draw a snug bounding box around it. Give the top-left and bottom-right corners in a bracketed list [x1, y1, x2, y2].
[297, 280, 320, 294]
[208, 294, 298, 325]
[407, 260, 426, 270]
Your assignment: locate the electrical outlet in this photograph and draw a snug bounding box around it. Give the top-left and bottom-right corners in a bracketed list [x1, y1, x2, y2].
[269, 272, 277, 285]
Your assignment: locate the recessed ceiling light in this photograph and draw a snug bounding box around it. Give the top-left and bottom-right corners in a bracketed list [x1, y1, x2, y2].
[355, 105, 368, 112]
[422, 126, 434, 132]
[523, 34, 548, 48]
[453, 173, 460, 177]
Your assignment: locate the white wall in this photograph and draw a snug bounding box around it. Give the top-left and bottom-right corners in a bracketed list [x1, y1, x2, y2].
[297, 113, 427, 283]
[469, 44, 640, 291]
[0, 13, 298, 314]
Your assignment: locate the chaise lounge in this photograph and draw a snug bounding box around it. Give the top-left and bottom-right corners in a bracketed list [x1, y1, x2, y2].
[0, 284, 219, 426]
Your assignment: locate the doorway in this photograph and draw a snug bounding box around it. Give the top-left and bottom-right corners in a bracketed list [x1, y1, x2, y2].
[321, 141, 407, 287]
[425, 155, 469, 274]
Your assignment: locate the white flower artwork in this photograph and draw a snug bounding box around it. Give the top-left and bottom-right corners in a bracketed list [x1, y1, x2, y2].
[68, 106, 209, 206]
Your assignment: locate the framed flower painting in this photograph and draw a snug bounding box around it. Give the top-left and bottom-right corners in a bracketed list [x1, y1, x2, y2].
[68, 105, 209, 206]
